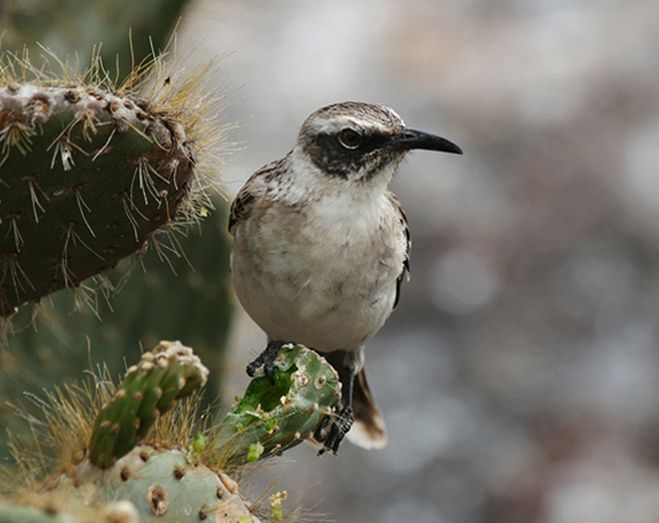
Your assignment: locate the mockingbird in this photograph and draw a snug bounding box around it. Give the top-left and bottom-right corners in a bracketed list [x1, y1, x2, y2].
[229, 101, 462, 453]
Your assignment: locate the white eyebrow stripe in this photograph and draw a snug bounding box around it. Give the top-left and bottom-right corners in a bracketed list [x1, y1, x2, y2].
[311, 117, 391, 134]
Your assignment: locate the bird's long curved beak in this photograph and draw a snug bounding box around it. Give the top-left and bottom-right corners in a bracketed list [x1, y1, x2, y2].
[388, 128, 463, 154]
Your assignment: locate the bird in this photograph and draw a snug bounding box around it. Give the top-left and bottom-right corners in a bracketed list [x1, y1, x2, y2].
[228, 101, 462, 453]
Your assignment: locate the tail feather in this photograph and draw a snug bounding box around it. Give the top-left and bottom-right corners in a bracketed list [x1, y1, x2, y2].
[347, 369, 387, 449]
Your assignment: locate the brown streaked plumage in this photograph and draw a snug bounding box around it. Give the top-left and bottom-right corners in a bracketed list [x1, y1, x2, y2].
[387, 191, 410, 309]
[229, 155, 289, 233]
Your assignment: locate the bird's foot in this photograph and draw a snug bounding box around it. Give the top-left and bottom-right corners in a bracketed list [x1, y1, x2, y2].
[246, 339, 284, 382]
[315, 404, 354, 455]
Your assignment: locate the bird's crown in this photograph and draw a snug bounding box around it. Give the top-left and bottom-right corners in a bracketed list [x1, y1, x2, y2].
[301, 101, 406, 137]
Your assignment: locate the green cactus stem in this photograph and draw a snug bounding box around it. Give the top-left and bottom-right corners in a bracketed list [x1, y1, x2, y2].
[213, 344, 341, 468]
[88, 341, 209, 468]
[0, 81, 201, 317]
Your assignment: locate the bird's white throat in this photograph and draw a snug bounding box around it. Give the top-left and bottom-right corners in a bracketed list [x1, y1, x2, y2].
[283, 147, 396, 237]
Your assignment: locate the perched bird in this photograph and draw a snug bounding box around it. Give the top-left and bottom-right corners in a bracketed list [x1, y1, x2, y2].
[229, 101, 462, 452]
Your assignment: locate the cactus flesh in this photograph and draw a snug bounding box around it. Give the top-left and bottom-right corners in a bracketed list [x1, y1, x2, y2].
[214, 344, 341, 468]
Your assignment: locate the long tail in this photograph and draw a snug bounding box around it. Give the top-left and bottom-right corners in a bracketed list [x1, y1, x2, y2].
[319, 351, 387, 450]
[347, 368, 387, 449]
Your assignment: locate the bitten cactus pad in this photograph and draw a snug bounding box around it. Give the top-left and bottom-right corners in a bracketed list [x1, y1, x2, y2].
[89, 340, 209, 468]
[0, 82, 198, 317]
[214, 344, 341, 468]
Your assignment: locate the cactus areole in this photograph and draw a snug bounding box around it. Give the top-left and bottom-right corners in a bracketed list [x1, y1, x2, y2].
[0, 84, 197, 317]
[89, 341, 209, 468]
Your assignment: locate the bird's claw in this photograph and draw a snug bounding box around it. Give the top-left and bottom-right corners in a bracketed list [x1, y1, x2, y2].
[315, 405, 354, 455]
[246, 340, 284, 382]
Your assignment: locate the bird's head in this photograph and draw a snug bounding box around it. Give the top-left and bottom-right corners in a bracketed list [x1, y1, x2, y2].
[297, 101, 462, 184]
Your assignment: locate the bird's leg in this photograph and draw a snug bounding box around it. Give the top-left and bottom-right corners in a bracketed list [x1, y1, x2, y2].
[246, 339, 284, 381]
[315, 364, 355, 454]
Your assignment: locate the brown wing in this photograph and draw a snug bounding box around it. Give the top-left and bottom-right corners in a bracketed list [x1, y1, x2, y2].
[228, 156, 287, 234]
[228, 186, 255, 234]
[387, 192, 410, 309]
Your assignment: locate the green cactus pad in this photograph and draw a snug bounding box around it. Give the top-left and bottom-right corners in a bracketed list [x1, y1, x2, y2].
[0, 83, 198, 317]
[0, 504, 79, 523]
[1, 210, 234, 455]
[59, 446, 257, 522]
[0, 499, 137, 523]
[89, 341, 209, 468]
[214, 344, 341, 468]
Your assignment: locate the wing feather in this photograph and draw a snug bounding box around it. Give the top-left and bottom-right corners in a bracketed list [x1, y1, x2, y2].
[387, 192, 410, 309]
[228, 156, 287, 234]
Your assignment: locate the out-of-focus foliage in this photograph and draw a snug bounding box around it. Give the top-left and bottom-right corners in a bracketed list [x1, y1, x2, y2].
[0, 0, 190, 80]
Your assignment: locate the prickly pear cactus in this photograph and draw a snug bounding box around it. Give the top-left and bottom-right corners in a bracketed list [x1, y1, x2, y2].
[0, 498, 138, 523]
[2, 341, 342, 522]
[1, 342, 263, 522]
[214, 344, 342, 468]
[0, 12, 229, 461]
[0, 212, 233, 448]
[58, 446, 257, 523]
[0, 504, 83, 522]
[0, 503, 79, 523]
[0, 81, 199, 317]
[89, 340, 209, 468]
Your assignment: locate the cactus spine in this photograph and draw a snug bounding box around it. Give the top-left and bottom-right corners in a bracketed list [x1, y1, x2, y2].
[0, 9, 232, 463]
[2, 342, 341, 522]
[0, 81, 200, 317]
[89, 341, 209, 468]
[60, 447, 257, 523]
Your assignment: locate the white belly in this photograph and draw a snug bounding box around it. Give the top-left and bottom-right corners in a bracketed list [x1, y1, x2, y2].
[231, 199, 403, 352]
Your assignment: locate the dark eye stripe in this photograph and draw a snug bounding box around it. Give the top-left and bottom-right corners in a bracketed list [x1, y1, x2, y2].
[303, 131, 396, 179]
[361, 133, 390, 151]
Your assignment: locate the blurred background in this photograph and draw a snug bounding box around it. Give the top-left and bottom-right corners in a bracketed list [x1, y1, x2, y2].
[3, 1, 659, 522]
[182, 1, 659, 522]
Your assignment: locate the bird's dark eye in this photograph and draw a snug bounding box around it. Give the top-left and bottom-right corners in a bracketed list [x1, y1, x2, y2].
[338, 128, 362, 149]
